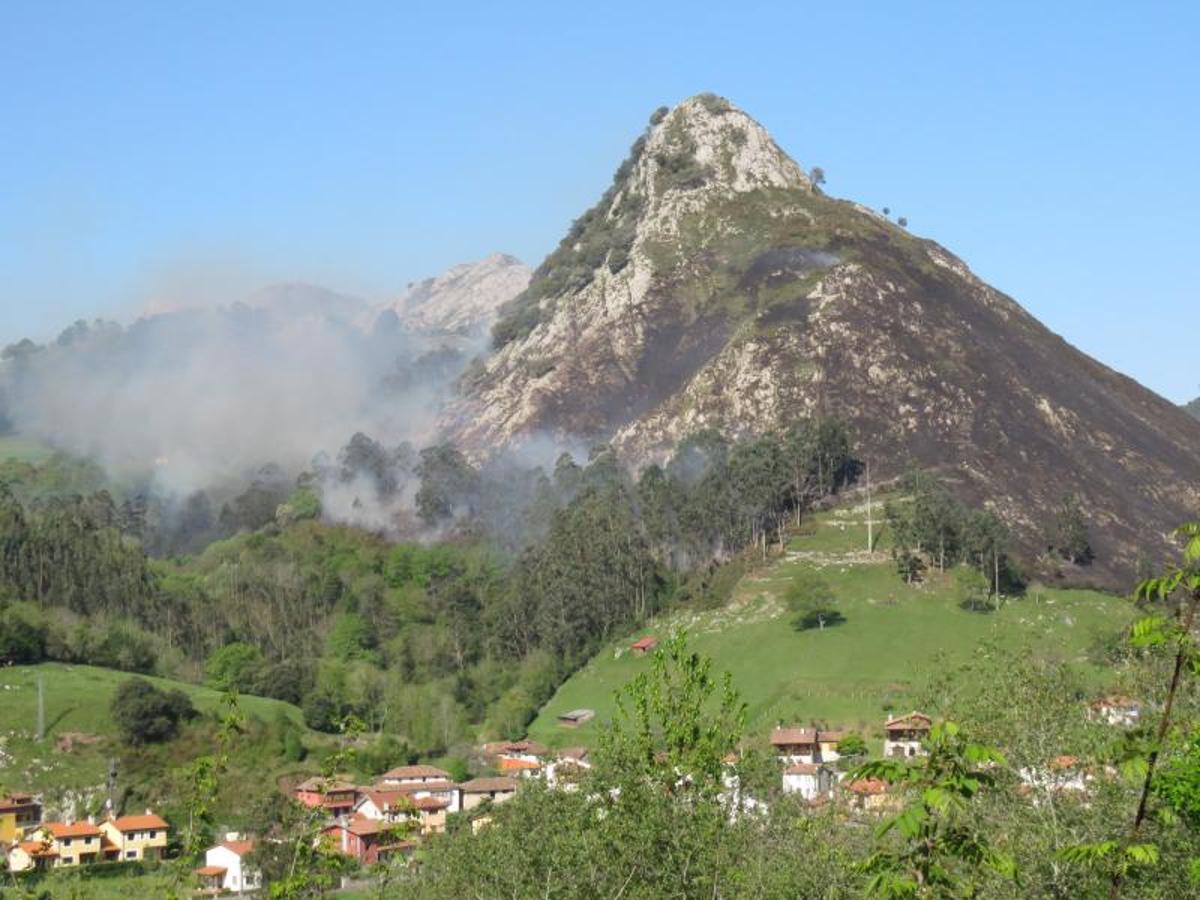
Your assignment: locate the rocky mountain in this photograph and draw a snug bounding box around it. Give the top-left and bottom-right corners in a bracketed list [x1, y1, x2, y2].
[376, 253, 531, 337]
[1186, 396, 1200, 420]
[446, 94, 1200, 587]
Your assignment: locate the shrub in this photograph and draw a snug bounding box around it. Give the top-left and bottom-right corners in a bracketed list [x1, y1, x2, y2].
[111, 677, 196, 745]
[205, 641, 263, 691]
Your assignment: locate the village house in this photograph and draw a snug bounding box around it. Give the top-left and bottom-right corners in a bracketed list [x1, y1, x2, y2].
[292, 776, 360, 816]
[770, 727, 844, 764]
[369, 775, 462, 813]
[630, 636, 659, 656]
[1088, 695, 1141, 728]
[547, 746, 592, 788]
[0, 793, 41, 843]
[842, 778, 897, 813]
[322, 815, 416, 865]
[1018, 755, 1092, 799]
[7, 820, 104, 871]
[375, 764, 452, 787]
[353, 789, 451, 834]
[883, 712, 933, 758]
[98, 811, 169, 862]
[194, 834, 261, 895]
[481, 739, 549, 778]
[459, 777, 519, 811]
[782, 762, 837, 801]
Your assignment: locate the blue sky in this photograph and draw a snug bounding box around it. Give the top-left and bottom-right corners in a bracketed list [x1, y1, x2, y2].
[1, 1, 1196, 401]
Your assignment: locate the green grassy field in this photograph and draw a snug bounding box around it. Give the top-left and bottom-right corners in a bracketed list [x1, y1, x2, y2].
[0, 663, 306, 791]
[0, 433, 54, 463]
[529, 501, 1134, 749]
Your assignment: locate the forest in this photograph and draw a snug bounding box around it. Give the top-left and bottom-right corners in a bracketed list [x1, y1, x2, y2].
[0, 417, 855, 757]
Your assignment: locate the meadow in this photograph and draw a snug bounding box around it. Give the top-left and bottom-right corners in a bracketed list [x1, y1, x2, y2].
[528, 502, 1134, 749]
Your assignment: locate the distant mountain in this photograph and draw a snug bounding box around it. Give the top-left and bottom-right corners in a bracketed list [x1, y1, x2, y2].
[246, 283, 368, 323]
[445, 94, 1200, 586]
[1186, 396, 1200, 420]
[375, 253, 531, 337]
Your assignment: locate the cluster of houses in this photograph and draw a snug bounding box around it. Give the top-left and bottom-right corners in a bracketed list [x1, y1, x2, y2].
[1, 794, 170, 872]
[770, 711, 934, 811]
[290, 741, 595, 868]
[0, 692, 1144, 890]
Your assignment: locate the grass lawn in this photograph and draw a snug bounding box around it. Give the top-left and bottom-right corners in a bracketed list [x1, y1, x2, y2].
[0, 663, 306, 791]
[528, 501, 1133, 750]
[0, 433, 54, 463]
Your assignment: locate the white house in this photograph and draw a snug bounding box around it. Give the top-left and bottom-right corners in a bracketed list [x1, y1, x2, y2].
[481, 739, 549, 779]
[195, 835, 261, 895]
[883, 712, 932, 759]
[782, 763, 837, 801]
[1018, 756, 1091, 800]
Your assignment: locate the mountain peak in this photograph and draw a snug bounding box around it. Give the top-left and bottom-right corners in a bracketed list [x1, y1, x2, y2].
[646, 94, 811, 196]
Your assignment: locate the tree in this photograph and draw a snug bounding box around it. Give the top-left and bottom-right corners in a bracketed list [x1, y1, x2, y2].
[954, 566, 992, 613]
[1053, 493, 1093, 564]
[897, 216, 908, 227]
[204, 641, 263, 691]
[111, 677, 196, 745]
[786, 570, 842, 630]
[810, 166, 827, 188]
[853, 721, 1016, 897]
[1063, 522, 1200, 898]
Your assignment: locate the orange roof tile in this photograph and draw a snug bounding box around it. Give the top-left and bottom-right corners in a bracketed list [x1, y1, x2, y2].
[498, 757, 541, 771]
[195, 865, 227, 876]
[380, 765, 451, 780]
[45, 821, 102, 838]
[222, 839, 256, 856]
[110, 814, 168, 831]
[846, 778, 888, 795]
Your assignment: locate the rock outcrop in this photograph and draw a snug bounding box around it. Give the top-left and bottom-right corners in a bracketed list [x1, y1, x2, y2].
[378, 253, 531, 337]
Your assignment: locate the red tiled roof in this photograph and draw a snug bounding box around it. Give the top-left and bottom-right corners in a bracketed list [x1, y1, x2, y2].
[45, 821, 102, 838]
[460, 777, 518, 794]
[0, 793, 37, 812]
[380, 765, 451, 780]
[631, 636, 658, 651]
[846, 778, 888, 795]
[770, 727, 817, 746]
[19, 840, 57, 858]
[498, 757, 541, 772]
[557, 746, 590, 762]
[222, 839, 256, 856]
[410, 796, 450, 811]
[885, 712, 932, 731]
[110, 814, 168, 831]
[1049, 755, 1081, 771]
[482, 739, 549, 757]
[195, 865, 227, 876]
[785, 763, 821, 775]
[1089, 695, 1138, 709]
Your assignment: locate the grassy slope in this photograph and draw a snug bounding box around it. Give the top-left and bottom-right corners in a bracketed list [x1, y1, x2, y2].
[529, 501, 1133, 749]
[0, 433, 55, 463]
[0, 663, 305, 791]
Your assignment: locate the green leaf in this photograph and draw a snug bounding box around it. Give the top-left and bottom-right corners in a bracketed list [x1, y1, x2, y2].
[1124, 843, 1160, 867]
[1129, 615, 1169, 648]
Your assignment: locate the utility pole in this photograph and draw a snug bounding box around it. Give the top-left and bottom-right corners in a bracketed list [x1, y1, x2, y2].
[865, 459, 874, 553]
[36, 673, 45, 741]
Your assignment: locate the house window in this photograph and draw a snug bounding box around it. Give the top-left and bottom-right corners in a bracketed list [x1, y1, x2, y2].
[62, 857, 74, 865]
[63, 838, 72, 847]
[148, 831, 157, 839]
[125, 850, 137, 859]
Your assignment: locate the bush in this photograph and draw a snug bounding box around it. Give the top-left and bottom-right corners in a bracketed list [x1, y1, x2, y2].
[205, 641, 263, 691]
[0, 611, 46, 664]
[111, 677, 196, 745]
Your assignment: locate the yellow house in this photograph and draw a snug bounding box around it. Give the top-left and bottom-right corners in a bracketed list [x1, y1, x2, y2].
[98, 811, 170, 862]
[0, 793, 42, 844]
